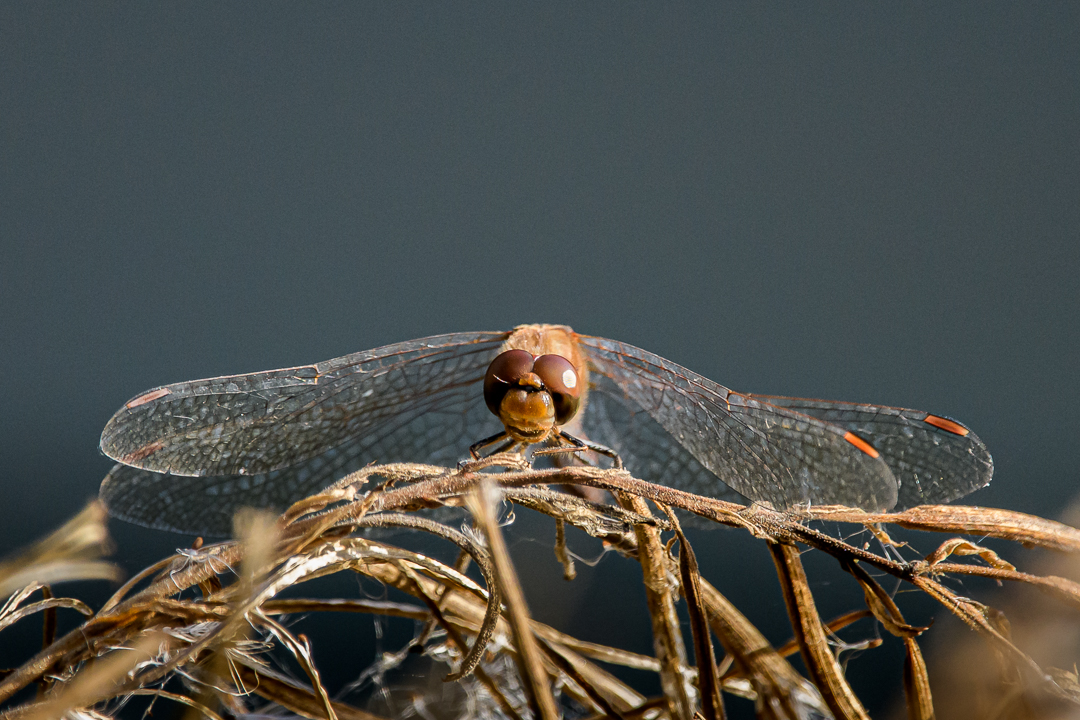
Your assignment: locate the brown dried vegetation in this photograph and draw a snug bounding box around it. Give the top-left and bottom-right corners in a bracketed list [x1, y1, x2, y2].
[3, 458, 1080, 719]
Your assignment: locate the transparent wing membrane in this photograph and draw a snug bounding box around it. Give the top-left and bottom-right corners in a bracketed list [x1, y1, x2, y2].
[747, 396, 994, 508]
[578, 336, 900, 511]
[99, 328, 992, 534]
[100, 332, 510, 477]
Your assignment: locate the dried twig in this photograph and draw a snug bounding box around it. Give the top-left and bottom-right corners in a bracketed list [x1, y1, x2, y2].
[2, 460, 1080, 720]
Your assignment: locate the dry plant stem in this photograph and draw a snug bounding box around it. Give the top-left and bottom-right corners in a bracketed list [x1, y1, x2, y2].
[468, 479, 560, 720]
[535, 638, 628, 720]
[807, 505, 1080, 553]
[228, 658, 387, 720]
[410, 549, 471, 653]
[125, 688, 227, 720]
[502, 486, 665, 539]
[261, 597, 429, 619]
[617, 492, 696, 720]
[766, 610, 871, 663]
[357, 549, 640, 717]
[393, 560, 526, 720]
[554, 518, 576, 581]
[912, 574, 1080, 705]
[100, 554, 184, 611]
[531, 629, 659, 673]
[580, 696, 671, 720]
[903, 638, 935, 720]
[921, 562, 1080, 610]
[838, 559, 934, 717]
[925, 538, 1016, 569]
[35, 586, 56, 701]
[1, 587, 214, 708]
[36, 585, 56, 666]
[696, 576, 828, 720]
[4, 536, 483, 716]
[116, 538, 402, 709]
[215, 462, 1077, 606]
[841, 560, 926, 639]
[180, 512, 278, 720]
[254, 610, 337, 720]
[350, 512, 501, 681]
[523, 620, 650, 711]
[769, 543, 870, 720]
[352, 468, 946, 578]
[665, 508, 724, 720]
[0, 515, 465, 706]
[21, 630, 166, 720]
[359, 466, 1048, 580]
[0, 596, 92, 634]
[8, 461, 1080, 718]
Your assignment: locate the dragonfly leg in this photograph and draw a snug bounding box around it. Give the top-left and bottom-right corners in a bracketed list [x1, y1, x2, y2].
[469, 431, 517, 460]
[533, 430, 587, 461]
[534, 430, 624, 469]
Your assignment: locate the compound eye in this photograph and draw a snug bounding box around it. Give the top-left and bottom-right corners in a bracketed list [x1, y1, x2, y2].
[533, 354, 581, 424]
[483, 349, 535, 416]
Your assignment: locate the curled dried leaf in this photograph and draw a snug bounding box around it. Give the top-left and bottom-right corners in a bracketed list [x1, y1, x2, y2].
[925, 538, 1016, 570]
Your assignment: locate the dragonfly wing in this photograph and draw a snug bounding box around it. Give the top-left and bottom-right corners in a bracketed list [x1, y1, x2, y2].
[747, 396, 993, 509]
[100, 378, 501, 535]
[100, 332, 508, 477]
[577, 372, 749, 506]
[578, 336, 899, 511]
[102, 464, 302, 536]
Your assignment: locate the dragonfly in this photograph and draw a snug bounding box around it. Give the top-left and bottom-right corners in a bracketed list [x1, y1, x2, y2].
[99, 324, 993, 536]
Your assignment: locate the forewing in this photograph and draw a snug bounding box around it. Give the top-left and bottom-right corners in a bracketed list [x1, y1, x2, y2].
[100, 332, 508, 477]
[577, 336, 899, 511]
[747, 396, 993, 508]
[100, 374, 501, 535]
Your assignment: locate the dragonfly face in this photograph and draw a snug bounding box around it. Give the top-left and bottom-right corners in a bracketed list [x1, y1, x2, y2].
[482, 349, 582, 443]
[98, 323, 994, 535]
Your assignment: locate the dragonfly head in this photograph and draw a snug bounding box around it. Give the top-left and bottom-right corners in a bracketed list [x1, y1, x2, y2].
[483, 349, 582, 442]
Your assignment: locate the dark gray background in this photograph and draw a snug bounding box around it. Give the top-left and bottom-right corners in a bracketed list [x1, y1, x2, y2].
[2, 4, 1078, 717]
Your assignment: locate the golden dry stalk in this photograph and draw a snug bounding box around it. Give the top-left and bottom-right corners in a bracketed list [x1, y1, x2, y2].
[2, 459, 1080, 719]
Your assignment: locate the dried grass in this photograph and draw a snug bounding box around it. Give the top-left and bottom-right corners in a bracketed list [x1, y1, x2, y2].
[2, 457, 1080, 719]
